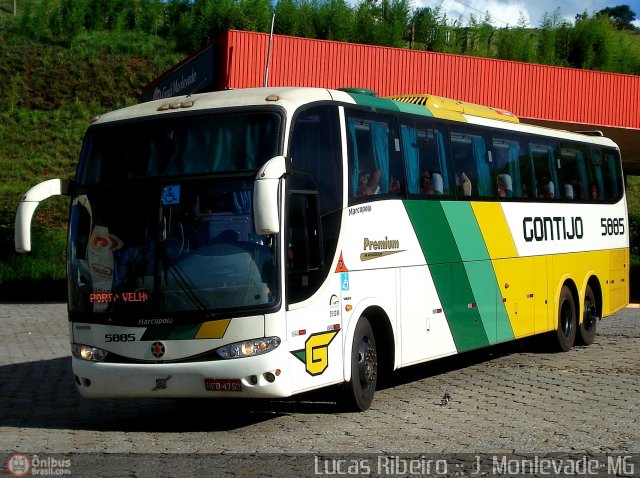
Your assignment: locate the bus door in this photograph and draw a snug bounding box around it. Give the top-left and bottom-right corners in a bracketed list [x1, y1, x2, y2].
[283, 104, 345, 393]
[284, 191, 344, 391]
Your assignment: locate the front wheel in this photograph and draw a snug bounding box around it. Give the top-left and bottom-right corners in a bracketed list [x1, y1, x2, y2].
[555, 285, 577, 352]
[577, 285, 598, 346]
[339, 317, 377, 412]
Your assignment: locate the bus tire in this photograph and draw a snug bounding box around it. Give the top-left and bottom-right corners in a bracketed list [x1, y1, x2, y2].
[340, 317, 377, 412]
[577, 285, 598, 346]
[555, 285, 577, 352]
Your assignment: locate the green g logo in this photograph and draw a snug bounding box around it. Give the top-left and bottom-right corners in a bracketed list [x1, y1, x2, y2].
[292, 330, 339, 376]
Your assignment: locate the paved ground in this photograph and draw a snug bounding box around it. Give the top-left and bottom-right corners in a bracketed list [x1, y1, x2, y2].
[0, 303, 638, 477]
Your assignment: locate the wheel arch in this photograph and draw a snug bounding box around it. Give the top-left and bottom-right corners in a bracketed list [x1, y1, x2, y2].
[343, 305, 395, 383]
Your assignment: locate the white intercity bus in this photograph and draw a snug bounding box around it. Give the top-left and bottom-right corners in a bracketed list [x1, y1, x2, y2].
[15, 87, 629, 411]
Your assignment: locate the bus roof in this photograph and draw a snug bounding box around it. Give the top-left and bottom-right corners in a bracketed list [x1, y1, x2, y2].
[91, 87, 618, 149]
[387, 93, 520, 124]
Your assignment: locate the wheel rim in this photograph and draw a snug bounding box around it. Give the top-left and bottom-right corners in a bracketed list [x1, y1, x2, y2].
[357, 336, 377, 390]
[560, 298, 574, 339]
[583, 298, 597, 331]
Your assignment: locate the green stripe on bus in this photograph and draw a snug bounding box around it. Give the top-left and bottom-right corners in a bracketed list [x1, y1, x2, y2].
[463, 260, 515, 344]
[392, 101, 433, 117]
[168, 324, 201, 340]
[404, 200, 514, 350]
[141, 324, 201, 341]
[442, 202, 489, 261]
[404, 200, 489, 351]
[346, 93, 401, 111]
[141, 326, 172, 341]
[441, 203, 515, 344]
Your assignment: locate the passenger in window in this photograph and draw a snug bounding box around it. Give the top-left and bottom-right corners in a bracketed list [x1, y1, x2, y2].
[538, 176, 555, 199]
[590, 183, 599, 200]
[457, 172, 472, 196]
[572, 180, 584, 200]
[563, 184, 574, 199]
[389, 175, 402, 193]
[421, 171, 436, 195]
[357, 169, 381, 196]
[497, 175, 512, 198]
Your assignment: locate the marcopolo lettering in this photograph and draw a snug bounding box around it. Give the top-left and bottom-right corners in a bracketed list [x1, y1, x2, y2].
[523, 216, 584, 242]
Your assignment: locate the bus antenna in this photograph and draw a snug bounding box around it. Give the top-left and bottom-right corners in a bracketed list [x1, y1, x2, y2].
[264, 13, 276, 88]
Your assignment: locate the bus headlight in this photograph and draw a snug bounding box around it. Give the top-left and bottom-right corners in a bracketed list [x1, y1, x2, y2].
[71, 343, 108, 362]
[216, 336, 281, 359]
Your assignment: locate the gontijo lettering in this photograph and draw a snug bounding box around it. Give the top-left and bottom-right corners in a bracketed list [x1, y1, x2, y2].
[522, 216, 583, 242]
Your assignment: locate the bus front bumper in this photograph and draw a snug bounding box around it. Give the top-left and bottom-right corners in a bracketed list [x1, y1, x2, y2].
[72, 345, 292, 399]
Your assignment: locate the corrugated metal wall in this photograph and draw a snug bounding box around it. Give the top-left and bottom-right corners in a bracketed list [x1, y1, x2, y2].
[223, 30, 640, 130]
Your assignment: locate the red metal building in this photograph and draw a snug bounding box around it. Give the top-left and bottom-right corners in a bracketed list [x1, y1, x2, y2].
[143, 30, 640, 174]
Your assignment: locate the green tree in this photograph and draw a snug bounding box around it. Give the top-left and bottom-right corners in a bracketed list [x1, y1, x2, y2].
[378, 0, 411, 48]
[274, 0, 297, 35]
[475, 12, 495, 57]
[458, 13, 494, 56]
[315, 0, 353, 41]
[352, 0, 381, 45]
[59, 0, 89, 40]
[598, 4, 637, 30]
[568, 13, 616, 70]
[294, 0, 318, 38]
[536, 7, 569, 65]
[236, 0, 273, 33]
[496, 14, 534, 62]
[412, 4, 449, 52]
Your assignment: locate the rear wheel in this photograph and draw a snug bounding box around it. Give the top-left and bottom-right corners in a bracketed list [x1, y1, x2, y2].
[340, 317, 377, 412]
[555, 285, 576, 352]
[577, 285, 598, 346]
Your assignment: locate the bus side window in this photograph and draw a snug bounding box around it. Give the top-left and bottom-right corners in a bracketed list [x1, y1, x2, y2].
[451, 128, 492, 198]
[491, 134, 527, 199]
[558, 144, 589, 200]
[529, 141, 559, 200]
[434, 125, 452, 195]
[347, 111, 401, 200]
[589, 148, 605, 201]
[589, 147, 622, 202]
[400, 121, 420, 194]
[604, 150, 622, 200]
[402, 119, 452, 197]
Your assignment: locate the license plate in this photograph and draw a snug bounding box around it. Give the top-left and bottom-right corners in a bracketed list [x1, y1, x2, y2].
[204, 378, 242, 392]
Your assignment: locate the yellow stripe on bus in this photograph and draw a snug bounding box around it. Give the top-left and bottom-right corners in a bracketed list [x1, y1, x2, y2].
[195, 319, 232, 339]
[471, 202, 518, 259]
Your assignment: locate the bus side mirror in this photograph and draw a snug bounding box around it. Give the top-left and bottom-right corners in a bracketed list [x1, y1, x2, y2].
[15, 178, 69, 253]
[253, 156, 290, 235]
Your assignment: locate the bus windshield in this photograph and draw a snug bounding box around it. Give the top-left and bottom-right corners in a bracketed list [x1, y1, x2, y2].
[68, 111, 281, 319]
[78, 110, 282, 184]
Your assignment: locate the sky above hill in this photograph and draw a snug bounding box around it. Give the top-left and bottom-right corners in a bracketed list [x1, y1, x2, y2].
[413, 0, 640, 28]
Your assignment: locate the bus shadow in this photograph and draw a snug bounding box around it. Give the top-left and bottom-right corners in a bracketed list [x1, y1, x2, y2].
[0, 358, 339, 433]
[380, 337, 539, 391]
[0, 338, 548, 432]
